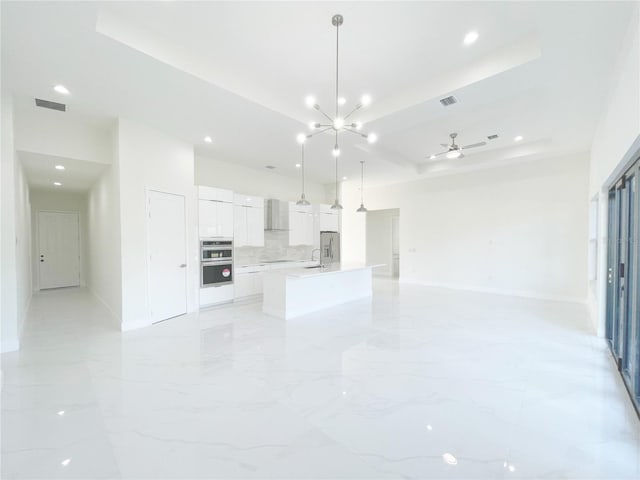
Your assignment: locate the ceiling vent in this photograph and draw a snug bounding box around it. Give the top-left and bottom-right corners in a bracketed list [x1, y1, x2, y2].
[35, 98, 66, 112]
[265, 165, 276, 170]
[487, 134, 499, 140]
[439, 96, 458, 107]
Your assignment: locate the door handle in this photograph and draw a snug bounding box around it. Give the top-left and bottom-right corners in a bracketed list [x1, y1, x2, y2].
[179, 264, 187, 268]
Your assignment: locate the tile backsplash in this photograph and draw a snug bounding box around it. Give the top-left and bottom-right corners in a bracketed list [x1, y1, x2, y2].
[235, 231, 314, 265]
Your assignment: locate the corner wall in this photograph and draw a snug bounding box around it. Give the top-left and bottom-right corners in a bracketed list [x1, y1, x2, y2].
[118, 119, 198, 330]
[343, 153, 589, 302]
[1, 90, 31, 352]
[589, 6, 640, 334]
[87, 126, 122, 324]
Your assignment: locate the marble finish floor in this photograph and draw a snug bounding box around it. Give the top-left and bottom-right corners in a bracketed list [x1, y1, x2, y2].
[2, 280, 639, 479]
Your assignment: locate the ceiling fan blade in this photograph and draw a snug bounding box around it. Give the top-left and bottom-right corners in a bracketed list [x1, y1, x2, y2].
[461, 141, 487, 149]
[440, 143, 449, 148]
[425, 151, 448, 158]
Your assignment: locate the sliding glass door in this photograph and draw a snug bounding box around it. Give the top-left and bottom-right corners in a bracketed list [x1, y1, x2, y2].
[606, 159, 640, 409]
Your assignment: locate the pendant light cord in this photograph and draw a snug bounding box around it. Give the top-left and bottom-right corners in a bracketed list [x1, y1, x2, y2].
[301, 143, 305, 198]
[360, 161, 364, 204]
[335, 18, 339, 119]
[335, 155, 339, 202]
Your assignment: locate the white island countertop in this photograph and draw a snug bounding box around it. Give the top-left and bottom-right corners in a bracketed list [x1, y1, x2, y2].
[262, 263, 384, 319]
[263, 262, 384, 279]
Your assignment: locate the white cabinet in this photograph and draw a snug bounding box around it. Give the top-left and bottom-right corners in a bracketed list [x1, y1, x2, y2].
[320, 212, 339, 232]
[199, 199, 233, 238]
[233, 194, 264, 247]
[198, 187, 234, 238]
[234, 268, 264, 299]
[312, 204, 339, 247]
[289, 203, 314, 246]
[247, 206, 264, 246]
[233, 205, 248, 247]
[199, 186, 233, 203]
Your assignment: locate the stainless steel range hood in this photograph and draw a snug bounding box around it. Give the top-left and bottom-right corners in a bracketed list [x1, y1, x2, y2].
[264, 199, 290, 231]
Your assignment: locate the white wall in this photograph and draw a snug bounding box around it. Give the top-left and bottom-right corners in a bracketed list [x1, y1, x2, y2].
[86, 126, 122, 324]
[14, 106, 111, 164]
[118, 118, 198, 331]
[366, 209, 399, 277]
[30, 189, 88, 290]
[15, 159, 31, 335]
[1, 90, 31, 352]
[344, 153, 589, 302]
[589, 7, 640, 334]
[195, 154, 330, 204]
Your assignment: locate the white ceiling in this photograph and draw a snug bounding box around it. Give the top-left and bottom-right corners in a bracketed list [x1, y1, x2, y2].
[19, 152, 108, 192]
[2, 1, 635, 188]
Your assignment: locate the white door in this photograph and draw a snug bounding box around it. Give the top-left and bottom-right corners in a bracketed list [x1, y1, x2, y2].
[38, 211, 80, 289]
[148, 190, 187, 323]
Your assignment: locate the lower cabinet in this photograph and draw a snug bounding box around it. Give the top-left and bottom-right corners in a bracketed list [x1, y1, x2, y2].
[234, 271, 263, 298]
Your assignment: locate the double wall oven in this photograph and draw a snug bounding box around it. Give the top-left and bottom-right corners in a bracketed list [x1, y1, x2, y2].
[200, 238, 233, 287]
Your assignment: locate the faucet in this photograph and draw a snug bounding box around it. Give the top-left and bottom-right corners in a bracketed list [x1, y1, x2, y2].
[311, 249, 321, 262]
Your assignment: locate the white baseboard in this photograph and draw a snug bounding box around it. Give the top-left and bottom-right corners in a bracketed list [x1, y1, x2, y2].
[87, 287, 122, 328]
[398, 278, 587, 304]
[1, 338, 19, 353]
[120, 319, 152, 332]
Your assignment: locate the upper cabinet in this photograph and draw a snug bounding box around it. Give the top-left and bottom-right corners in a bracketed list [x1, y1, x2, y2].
[198, 187, 234, 238]
[318, 203, 340, 232]
[289, 203, 314, 246]
[234, 194, 264, 247]
[198, 186, 234, 203]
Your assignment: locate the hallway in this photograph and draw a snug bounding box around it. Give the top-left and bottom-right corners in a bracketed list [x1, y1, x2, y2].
[2, 282, 640, 479]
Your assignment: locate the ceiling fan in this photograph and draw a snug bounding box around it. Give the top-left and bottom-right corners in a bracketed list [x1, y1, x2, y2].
[428, 133, 486, 159]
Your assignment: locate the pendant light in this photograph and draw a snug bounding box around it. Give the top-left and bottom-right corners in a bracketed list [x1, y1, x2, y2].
[296, 141, 311, 206]
[297, 14, 378, 161]
[356, 160, 368, 212]
[331, 153, 343, 209]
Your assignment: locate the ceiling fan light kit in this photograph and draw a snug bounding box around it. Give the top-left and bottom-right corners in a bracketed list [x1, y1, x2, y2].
[428, 132, 487, 160]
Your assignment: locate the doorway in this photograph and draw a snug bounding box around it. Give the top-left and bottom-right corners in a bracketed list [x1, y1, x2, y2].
[606, 158, 640, 410]
[366, 208, 400, 278]
[147, 190, 188, 323]
[38, 211, 80, 289]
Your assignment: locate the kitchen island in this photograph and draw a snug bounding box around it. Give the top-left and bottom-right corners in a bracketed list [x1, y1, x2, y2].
[262, 263, 382, 319]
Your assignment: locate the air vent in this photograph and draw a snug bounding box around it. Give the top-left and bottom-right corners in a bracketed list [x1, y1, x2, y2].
[35, 98, 66, 112]
[487, 134, 499, 140]
[265, 165, 276, 170]
[439, 96, 458, 106]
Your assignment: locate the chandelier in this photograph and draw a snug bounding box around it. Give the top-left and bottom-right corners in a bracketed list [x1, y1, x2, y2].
[296, 14, 378, 209]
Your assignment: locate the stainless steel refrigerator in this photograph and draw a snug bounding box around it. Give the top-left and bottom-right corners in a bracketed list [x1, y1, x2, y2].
[320, 231, 340, 265]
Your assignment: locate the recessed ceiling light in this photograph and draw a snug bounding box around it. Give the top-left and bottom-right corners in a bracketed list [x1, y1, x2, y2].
[295, 163, 301, 168]
[57, 410, 65, 416]
[514, 135, 523, 142]
[463, 31, 479, 46]
[53, 182, 62, 186]
[204, 136, 213, 143]
[342, 176, 348, 180]
[53, 84, 70, 95]
[55, 165, 65, 170]
[61, 458, 71, 467]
